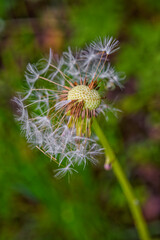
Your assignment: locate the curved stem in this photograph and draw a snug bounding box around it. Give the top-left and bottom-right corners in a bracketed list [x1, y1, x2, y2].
[93, 119, 151, 240]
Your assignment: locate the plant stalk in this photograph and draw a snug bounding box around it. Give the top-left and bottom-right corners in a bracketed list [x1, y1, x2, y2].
[93, 119, 151, 240]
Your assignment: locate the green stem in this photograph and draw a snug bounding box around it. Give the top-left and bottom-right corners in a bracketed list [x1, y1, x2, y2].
[93, 119, 151, 240]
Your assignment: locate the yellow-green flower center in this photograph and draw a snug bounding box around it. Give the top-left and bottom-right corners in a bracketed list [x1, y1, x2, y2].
[68, 85, 101, 110]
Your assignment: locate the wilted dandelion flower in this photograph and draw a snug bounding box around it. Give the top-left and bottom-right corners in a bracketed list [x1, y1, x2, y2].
[13, 36, 124, 178]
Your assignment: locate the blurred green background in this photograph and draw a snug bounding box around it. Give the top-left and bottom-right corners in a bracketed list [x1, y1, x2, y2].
[0, 0, 160, 239]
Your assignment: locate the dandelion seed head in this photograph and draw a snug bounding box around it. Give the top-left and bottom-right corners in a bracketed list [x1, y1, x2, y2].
[13, 36, 124, 178]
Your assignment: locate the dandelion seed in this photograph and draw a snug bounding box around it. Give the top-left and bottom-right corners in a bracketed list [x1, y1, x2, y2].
[90, 36, 120, 55]
[13, 36, 124, 178]
[54, 165, 78, 179]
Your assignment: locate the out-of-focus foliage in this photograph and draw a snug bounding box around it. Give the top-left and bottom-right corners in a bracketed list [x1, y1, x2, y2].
[0, 0, 160, 239]
[66, 0, 124, 46]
